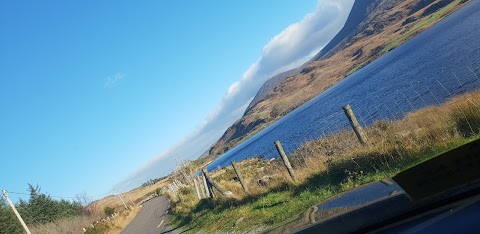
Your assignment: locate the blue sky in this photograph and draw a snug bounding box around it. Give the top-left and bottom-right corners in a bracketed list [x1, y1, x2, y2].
[0, 0, 353, 201]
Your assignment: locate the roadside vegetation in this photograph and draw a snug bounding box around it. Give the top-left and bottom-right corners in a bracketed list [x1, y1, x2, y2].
[0, 178, 167, 234]
[0, 184, 87, 234]
[83, 206, 141, 234]
[166, 90, 480, 233]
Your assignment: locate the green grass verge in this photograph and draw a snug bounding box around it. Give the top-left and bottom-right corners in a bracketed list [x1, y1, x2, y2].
[383, 0, 464, 53]
[346, 61, 369, 76]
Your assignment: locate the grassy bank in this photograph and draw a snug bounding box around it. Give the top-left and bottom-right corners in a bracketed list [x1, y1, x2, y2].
[348, 0, 467, 76]
[383, 0, 466, 53]
[167, 90, 480, 233]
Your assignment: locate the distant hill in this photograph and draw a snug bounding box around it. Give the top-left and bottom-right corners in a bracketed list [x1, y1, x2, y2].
[205, 0, 470, 158]
[246, 67, 301, 112]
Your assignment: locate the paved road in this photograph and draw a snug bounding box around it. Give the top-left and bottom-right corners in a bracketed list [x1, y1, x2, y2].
[121, 196, 183, 234]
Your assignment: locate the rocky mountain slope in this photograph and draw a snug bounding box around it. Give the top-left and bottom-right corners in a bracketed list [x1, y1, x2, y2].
[246, 0, 377, 112]
[206, 0, 469, 158]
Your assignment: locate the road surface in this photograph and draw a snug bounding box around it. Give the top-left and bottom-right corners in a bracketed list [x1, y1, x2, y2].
[121, 196, 183, 234]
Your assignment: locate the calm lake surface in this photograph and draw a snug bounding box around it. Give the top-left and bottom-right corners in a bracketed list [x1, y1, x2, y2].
[207, 1, 480, 171]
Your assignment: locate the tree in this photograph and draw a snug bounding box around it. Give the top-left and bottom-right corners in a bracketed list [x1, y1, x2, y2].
[0, 197, 23, 234]
[0, 183, 84, 233]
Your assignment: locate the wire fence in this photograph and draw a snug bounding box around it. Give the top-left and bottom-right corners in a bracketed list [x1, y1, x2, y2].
[204, 65, 480, 169]
[161, 65, 480, 205]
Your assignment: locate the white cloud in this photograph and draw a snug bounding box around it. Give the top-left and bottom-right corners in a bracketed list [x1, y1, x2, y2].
[104, 73, 127, 88]
[114, 0, 355, 192]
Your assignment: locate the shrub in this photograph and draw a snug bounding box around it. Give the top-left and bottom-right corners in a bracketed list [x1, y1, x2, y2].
[179, 187, 192, 195]
[155, 188, 162, 196]
[104, 207, 115, 216]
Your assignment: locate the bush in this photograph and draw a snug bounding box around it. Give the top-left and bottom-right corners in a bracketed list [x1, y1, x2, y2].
[104, 207, 115, 216]
[179, 187, 192, 195]
[155, 188, 162, 196]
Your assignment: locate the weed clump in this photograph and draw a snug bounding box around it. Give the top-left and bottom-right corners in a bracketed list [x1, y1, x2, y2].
[450, 98, 480, 137]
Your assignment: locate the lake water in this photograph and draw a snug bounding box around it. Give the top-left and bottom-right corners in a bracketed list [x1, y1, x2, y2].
[207, 0, 480, 171]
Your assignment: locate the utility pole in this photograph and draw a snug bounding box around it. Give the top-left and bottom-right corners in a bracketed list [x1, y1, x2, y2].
[127, 194, 136, 206]
[2, 190, 32, 234]
[114, 189, 128, 209]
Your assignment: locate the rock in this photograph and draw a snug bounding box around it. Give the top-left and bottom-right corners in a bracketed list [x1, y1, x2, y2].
[395, 130, 411, 137]
[224, 191, 234, 196]
[257, 174, 280, 186]
[235, 217, 245, 227]
[258, 176, 271, 186]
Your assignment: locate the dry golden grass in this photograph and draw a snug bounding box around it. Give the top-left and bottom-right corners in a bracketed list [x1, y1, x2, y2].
[29, 205, 142, 234]
[104, 205, 142, 234]
[29, 214, 103, 234]
[90, 178, 168, 211]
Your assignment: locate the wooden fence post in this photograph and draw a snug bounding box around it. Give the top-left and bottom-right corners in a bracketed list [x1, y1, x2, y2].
[171, 181, 179, 190]
[196, 176, 205, 198]
[203, 169, 216, 198]
[232, 161, 249, 193]
[202, 168, 226, 197]
[201, 174, 211, 198]
[193, 176, 202, 200]
[274, 140, 297, 182]
[342, 104, 368, 145]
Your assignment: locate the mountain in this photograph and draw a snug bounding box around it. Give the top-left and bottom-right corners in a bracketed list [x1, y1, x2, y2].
[246, 0, 377, 112]
[205, 0, 469, 158]
[311, 0, 381, 61]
